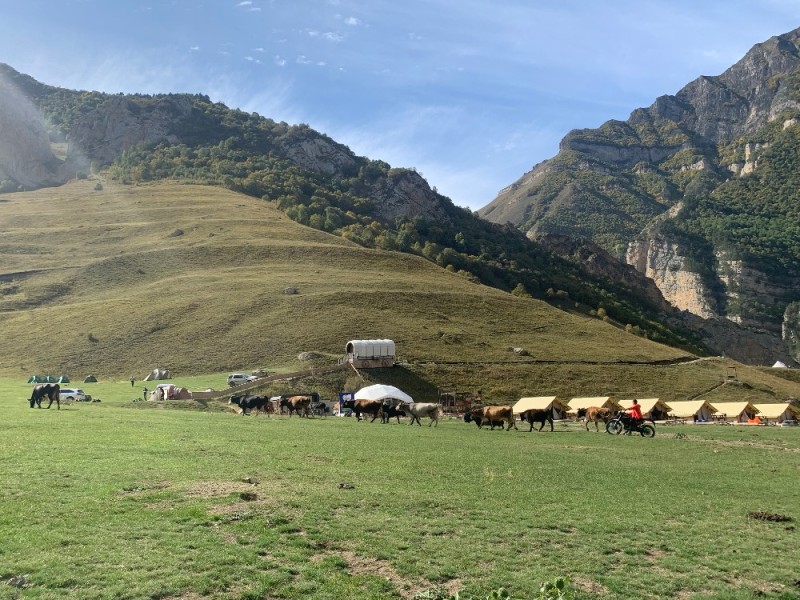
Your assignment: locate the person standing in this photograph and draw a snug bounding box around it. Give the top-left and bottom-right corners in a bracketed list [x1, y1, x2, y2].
[130, 375, 135, 387]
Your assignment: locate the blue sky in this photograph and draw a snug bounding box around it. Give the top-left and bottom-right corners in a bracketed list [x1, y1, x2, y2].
[2, 1, 799, 210]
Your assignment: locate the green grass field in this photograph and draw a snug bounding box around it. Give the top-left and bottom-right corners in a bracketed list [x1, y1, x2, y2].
[2, 377, 799, 600]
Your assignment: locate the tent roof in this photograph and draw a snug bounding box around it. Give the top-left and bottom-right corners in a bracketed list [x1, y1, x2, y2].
[354, 384, 412, 404]
[513, 396, 569, 413]
[710, 402, 758, 415]
[752, 403, 800, 419]
[618, 398, 672, 413]
[665, 400, 718, 418]
[567, 397, 621, 411]
[772, 361, 788, 368]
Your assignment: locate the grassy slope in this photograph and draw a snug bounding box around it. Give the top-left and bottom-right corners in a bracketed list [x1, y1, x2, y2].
[1, 179, 799, 406]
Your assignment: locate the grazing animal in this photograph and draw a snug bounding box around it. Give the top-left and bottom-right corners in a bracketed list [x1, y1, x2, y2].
[342, 398, 384, 422]
[403, 402, 441, 427]
[279, 393, 318, 417]
[29, 383, 61, 409]
[518, 408, 554, 432]
[381, 400, 407, 424]
[229, 394, 269, 415]
[576, 406, 612, 432]
[464, 405, 517, 430]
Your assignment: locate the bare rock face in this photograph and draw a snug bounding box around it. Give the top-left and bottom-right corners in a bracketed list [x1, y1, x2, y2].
[67, 96, 192, 165]
[0, 75, 71, 187]
[276, 135, 358, 176]
[371, 169, 449, 222]
[625, 238, 718, 319]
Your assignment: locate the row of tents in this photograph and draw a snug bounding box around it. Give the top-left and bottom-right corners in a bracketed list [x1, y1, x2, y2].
[27, 375, 98, 383]
[353, 386, 799, 425]
[514, 396, 800, 425]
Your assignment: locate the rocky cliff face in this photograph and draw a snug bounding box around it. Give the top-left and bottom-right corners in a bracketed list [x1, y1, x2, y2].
[538, 233, 795, 365]
[67, 95, 192, 166]
[625, 237, 718, 319]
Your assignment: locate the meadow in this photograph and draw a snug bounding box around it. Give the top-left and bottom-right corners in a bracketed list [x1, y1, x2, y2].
[1, 377, 799, 599]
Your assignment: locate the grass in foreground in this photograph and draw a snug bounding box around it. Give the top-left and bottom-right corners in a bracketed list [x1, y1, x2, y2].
[1, 380, 799, 600]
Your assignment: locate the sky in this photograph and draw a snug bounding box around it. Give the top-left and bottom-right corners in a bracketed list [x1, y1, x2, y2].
[1, 1, 800, 210]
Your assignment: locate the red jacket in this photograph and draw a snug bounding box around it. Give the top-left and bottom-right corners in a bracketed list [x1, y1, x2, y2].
[626, 403, 643, 420]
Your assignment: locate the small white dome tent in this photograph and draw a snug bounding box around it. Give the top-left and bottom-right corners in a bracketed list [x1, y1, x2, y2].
[344, 339, 396, 368]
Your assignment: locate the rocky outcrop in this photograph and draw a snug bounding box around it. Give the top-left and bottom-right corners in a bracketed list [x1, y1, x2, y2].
[67, 96, 192, 165]
[625, 238, 718, 319]
[276, 134, 358, 176]
[371, 169, 449, 222]
[539, 232, 797, 365]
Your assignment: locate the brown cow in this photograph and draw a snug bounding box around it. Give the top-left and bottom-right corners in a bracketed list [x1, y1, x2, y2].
[576, 406, 612, 431]
[464, 405, 517, 431]
[280, 394, 315, 417]
[342, 398, 383, 422]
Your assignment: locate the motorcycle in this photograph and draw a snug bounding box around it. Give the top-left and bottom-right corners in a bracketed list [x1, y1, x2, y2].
[606, 411, 656, 437]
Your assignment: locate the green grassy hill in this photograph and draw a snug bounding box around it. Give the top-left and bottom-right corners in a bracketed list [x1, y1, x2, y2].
[2, 179, 800, 405]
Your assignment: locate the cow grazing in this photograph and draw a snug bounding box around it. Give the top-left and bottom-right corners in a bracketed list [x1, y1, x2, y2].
[576, 406, 612, 432]
[403, 402, 441, 427]
[29, 383, 60, 409]
[464, 405, 517, 430]
[229, 394, 269, 416]
[279, 393, 318, 417]
[518, 409, 554, 432]
[342, 398, 384, 422]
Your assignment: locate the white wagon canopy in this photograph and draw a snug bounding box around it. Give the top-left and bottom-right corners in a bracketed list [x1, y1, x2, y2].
[344, 339, 396, 368]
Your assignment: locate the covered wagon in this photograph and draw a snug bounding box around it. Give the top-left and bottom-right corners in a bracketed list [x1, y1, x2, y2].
[343, 339, 396, 368]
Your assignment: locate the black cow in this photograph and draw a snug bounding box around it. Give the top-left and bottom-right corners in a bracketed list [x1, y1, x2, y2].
[381, 400, 406, 424]
[518, 409, 554, 432]
[229, 394, 269, 415]
[30, 383, 61, 409]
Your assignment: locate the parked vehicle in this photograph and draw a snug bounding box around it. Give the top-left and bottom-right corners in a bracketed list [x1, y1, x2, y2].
[606, 411, 656, 437]
[59, 388, 87, 402]
[227, 373, 257, 387]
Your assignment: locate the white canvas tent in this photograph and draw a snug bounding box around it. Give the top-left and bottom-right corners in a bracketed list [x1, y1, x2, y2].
[752, 403, 800, 424]
[354, 384, 412, 404]
[512, 396, 571, 419]
[711, 402, 759, 423]
[618, 398, 672, 421]
[771, 361, 788, 368]
[666, 400, 718, 422]
[567, 396, 622, 414]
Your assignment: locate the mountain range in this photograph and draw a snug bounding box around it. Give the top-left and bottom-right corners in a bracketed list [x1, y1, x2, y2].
[1, 27, 800, 369]
[480, 26, 800, 366]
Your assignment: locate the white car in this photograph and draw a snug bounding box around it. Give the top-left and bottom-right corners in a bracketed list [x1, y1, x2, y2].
[59, 388, 87, 402]
[227, 373, 257, 387]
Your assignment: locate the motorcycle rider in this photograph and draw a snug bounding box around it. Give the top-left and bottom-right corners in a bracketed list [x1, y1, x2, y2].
[624, 399, 644, 432]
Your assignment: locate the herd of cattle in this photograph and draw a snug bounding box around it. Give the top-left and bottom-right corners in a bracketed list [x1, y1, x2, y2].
[28, 382, 616, 431]
[226, 393, 615, 431]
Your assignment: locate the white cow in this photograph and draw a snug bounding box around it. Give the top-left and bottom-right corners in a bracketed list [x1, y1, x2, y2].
[403, 402, 441, 427]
